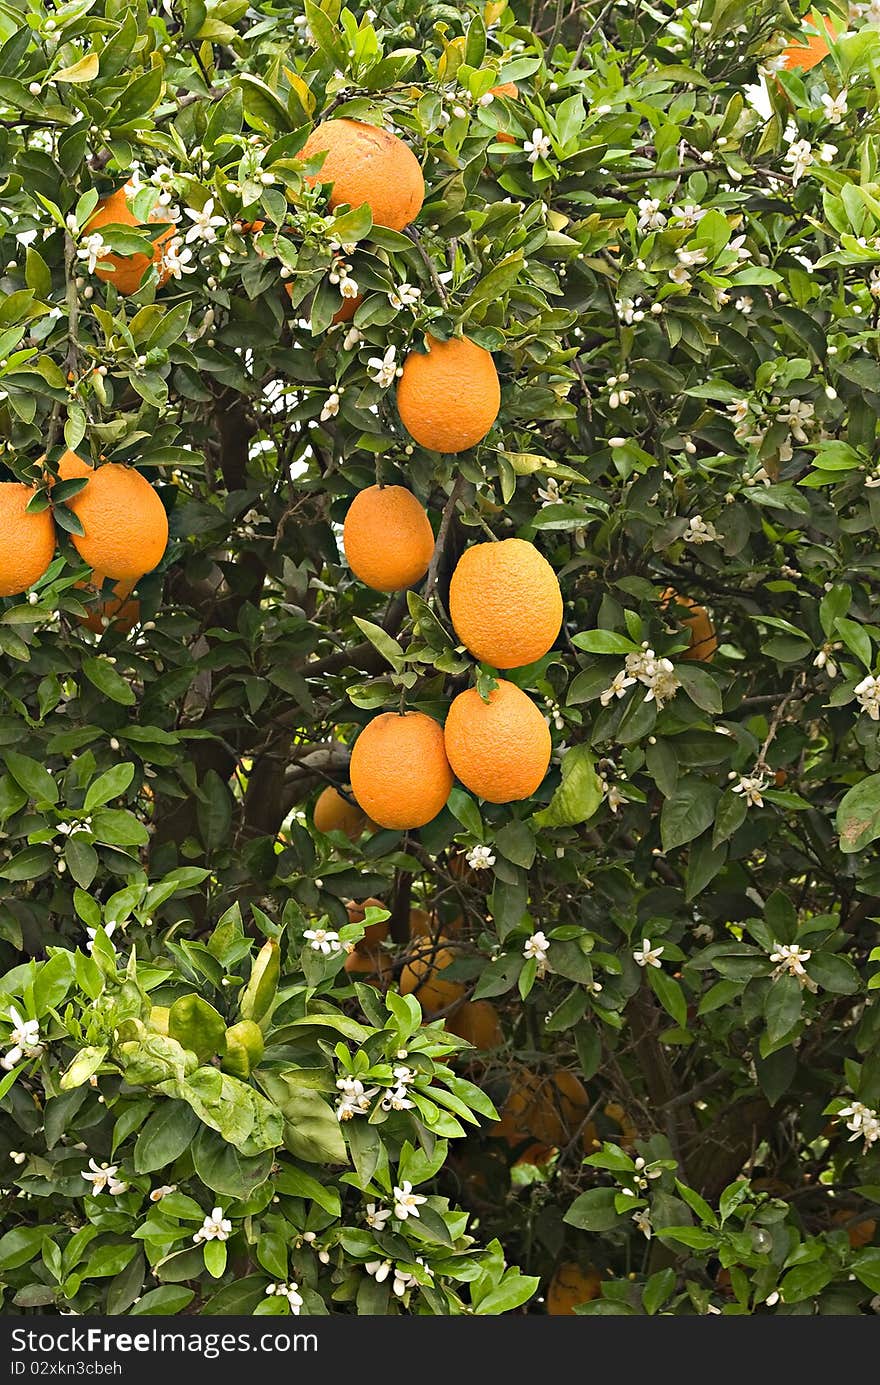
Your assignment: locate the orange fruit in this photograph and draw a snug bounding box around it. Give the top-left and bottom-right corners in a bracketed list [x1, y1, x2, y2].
[780, 13, 835, 71]
[313, 785, 370, 840]
[342, 485, 434, 591]
[446, 1000, 502, 1049]
[346, 897, 389, 949]
[344, 946, 390, 987]
[449, 538, 562, 669]
[409, 907, 461, 938]
[660, 587, 717, 662]
[489, 82, 518, 144]
[58, 453, 168, 582]
[546, 1263, 601, 1315]
[603, 1100, 638, 1150]
[399, 938, 464, 1014]
[493, 1068, 590, 1149]
[74, 572, 140, 635]
[85, 184, 174, 295]
[397, 335, 500, 453]
[350, 710, 453, 829]
[300, 119, 424, 232]
[832, 1209, 876, 1249]
[444, 679, 551, 804]
[332, 293, 362, 323]
[408, 907, 436, 939]
[285, 283, 363, 324]
[0, 483, 55, 597]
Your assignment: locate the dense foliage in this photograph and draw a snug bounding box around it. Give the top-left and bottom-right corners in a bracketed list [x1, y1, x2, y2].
[1, 0, 880, 1317]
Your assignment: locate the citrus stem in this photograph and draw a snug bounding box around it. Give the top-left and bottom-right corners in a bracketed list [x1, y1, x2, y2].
[404, 225, 449, 305]
[424, 473, 466, 603]
[63, 231, 81, 377]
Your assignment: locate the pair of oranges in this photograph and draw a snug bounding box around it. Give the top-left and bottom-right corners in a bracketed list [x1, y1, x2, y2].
[349, 679, 552, 830]
[0, 452, 167, 604]
[301, 119, 502, 453]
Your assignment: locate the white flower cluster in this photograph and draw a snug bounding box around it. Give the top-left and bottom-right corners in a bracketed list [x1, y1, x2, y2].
[731, 772, 768, 808]
[838, 1100, 880, 1150]
[194, 1207, 232, 1243]
[367, 344, 400, 388]
[335, 1075, 378, 1122]
[381, 1065, 416, 1113]
[683, 514, 718, 546]
[854, 674, 880, 720]
[523, 127, 552, 163]
[1, 1007, 42, 1069]
[304, 926, 341, 954]
[265, 1281, 304, 1313]
[329, 254, 359, 299]
[466, 844, 496, 870]
[365, 1255, 432, 1296]
[783, 135, 836, 185]
[523, 930, 550, 966]
[768, 942, 818, 991]
[633, 938, 664, 968]
[600, 645, 681, 711]
[81, 1158, 128, 1196]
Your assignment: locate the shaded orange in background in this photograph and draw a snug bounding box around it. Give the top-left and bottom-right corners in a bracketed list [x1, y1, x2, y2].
[781, 12, 837, 72]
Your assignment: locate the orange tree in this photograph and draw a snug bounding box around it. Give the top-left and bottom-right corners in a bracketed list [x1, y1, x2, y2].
[1, 0, 880, 1318]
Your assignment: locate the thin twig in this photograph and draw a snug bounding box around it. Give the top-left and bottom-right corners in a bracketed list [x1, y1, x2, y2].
[63, 232, 81, 377]
[405, 225, 448, 305]
[424, 474, 466, 603]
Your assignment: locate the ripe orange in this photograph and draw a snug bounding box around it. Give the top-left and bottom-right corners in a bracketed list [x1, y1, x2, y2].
[300, 119, 425, 231]
[780, 13, 835, 71]
[75, 572, 140, 635]
[346, 897, 390, 949]
[489, 82, 518, 144]
[446, 1000, 503, 1049]
[0, 483, 55, 597]
[831, 1209, 876, 1249]
[397, 335, 500, 453]
[603, 1100, 638, 1150]
[313, 785, 370, 840]
[58, 452, 168, 582]
[344, 946, 390, 987]
[350, 710, 453, 829]
[449, 538, 562, 669]
[85, 184, 174, 295]
[285, 282, 363, 324]
[444, 679, 551, 804]
[342, 485, 434, 591]
[546, 1263, 602, 1315]
[399, 938, 464, 1014]
[493, 1068, 590, 1149]
[661, 587, 717, 662]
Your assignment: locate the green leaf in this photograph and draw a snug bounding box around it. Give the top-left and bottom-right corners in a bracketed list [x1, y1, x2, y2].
[447, 785, 484, 837]
[563, 1188, 621, 1231]
[474, 1271, 540, 1314]
[571, 630, 638, 654]
[352, 617, 406, 672]
[532, 745, 603, 828]
[661, 777, 718, 852]
[168, 994, 227, 1063]
[81, 657, 136, 706]
[84, 763, 136, 812]
[3, 751, 59, 805]
[764, 973, 802, 1044]
[260, 1072, 348, 1164]
[837, 774, 880, 853]
[56, 53, 100, 83]
[134, 1101, 201, 1174]
[494, 819, 536, 869]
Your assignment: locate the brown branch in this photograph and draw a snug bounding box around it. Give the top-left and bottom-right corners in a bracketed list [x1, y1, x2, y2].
[424, 474, 467, 605]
